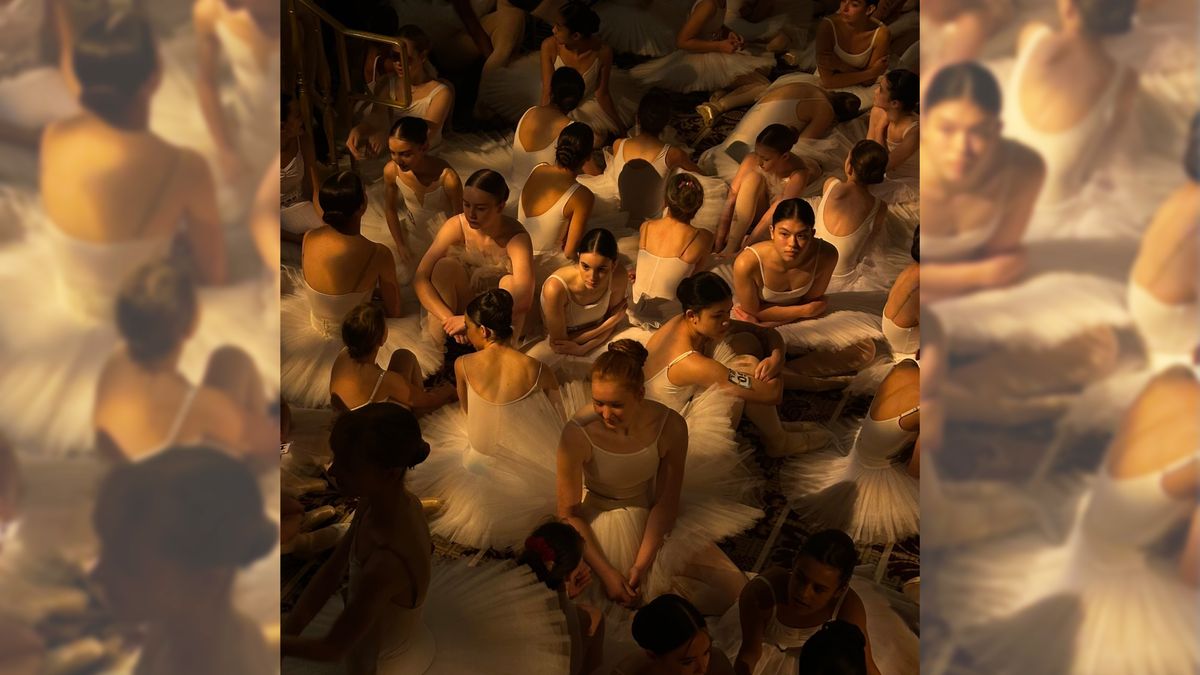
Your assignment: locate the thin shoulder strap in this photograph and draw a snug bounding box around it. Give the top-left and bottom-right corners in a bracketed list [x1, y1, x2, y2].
[368, 370, 387, 403]
[163, 385, 199, 446]
[352, 245, 379, 290]
[524, 363, 545, 398]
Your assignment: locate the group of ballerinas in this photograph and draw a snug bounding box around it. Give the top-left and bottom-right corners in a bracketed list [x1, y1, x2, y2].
[0, 0, 285, 672]
[912, 0, 1198, 673]
[279, 1, 923, 674]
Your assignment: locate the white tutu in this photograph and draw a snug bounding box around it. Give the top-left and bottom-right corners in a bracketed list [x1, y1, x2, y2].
[724, 0, 811, 43]
[438, 130, 515, 195]
[286, 558, 572, 675]
[936, 488, 1198, 675]
[0, 230, 279, 457]
[710, 574, 919, 675]
[407, 389, 563, 551]
[595, 0, 677, 57]
[629, 48, 775, 94]
[360, 181, 446, 290]
[280, 278, 442, 408]
[783, 428, 918, 545]
[930, 237, 1136, 355]
[771, 291, 886, 353]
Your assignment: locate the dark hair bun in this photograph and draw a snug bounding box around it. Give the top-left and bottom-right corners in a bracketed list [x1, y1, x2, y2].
[74, 12, 159, 127]
[631, 594, 706, 655]
[849, 139, 889, 185]
[466, 288, 515, 340]
[560, 1, 601, 36]
[555, 122, 595, 171]
[116, 262, 198, 365]
[676, 271, 732, 312]
[757, 124, 801, 154]
[330, 403, 431, 470]
[341, 303, 387, 360]
[465, 169, 511, 204]
[319, 171, 367, 233]
[550, 67, 586, 113]
[1076, 0, 1135, 35]
[665, 173, 704, 221]
[390, 116, 429, 145]
[607, 339, 648, 369]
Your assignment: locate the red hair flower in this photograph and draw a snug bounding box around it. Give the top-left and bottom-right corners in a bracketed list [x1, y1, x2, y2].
[524, 536, 556, 565]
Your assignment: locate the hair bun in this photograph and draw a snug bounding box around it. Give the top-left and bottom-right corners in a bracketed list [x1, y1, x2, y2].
[608, 339, 649, 369]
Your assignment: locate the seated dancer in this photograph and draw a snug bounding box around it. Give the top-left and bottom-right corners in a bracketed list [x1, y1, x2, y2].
[92, 446, 278, 675]
[282, 171, 439, 408]
[732, 199, 875, 391]
[867, 69, 919, 188]
[629, 174, 715, 328]
[346, 25, 453, 158]
[408, 289, 567, 551]
[610, 593, 736, 675]
[815, 0, 890, 89]
[94, 263, 277, 466]
[785, 358, 920, 543]
[510, 66, 587, 195]
[631, 0, 773, 125]
[282, 404, 572, 673]
[528, 228, 629, 377]
[713, 530, 916, 675]
[481, 2, 634, 140]
[557, 341, 760, 614]
[645, 272, 832, 457]
[716, 124, 823, 258]
[699, 79, 864, 183]
[518, 522, 606, 675]
[415, 169, 537, 343]
[519, 122, 597, 259]
[806, 140, 890, 290]
[849, 226, 919, 394]
[279, 91, 324, 241]
[364, 116, 462, 282]
[328, 303, 457, 414]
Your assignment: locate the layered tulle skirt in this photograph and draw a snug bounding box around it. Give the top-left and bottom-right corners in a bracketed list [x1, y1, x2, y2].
[629, 49, 775, 94]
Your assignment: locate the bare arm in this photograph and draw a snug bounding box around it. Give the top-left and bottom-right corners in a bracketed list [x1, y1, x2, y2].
[676, 0, 736, 53]
[562, 189, 595, 259]
[282, 514, 355, 635]
[593, 48, 624, 131]
[631, 413, 688, 589]
[666, 146, 703, 174]
[886, 123, 919, 173]
[450, 0, 494, 56]
[381, 371, 455, 414]
[717, 157, 757, 251]
[733, 578, 772, 675]
[801, 100, 837, 140]
[839, 590, 883, 675]
[383, 163, 412, 260]
[539, 38, 557, 107]
[250, 156, 280, 274]
[181, 150, 228, 285]
[571, 270, 630, 346]
[282, 551, 402, 661]
[557, 424, 636, 605]
[374, 246, 404, 318]
[193, 1, 239, 168]
[732, 249, 828, 325]
[506, 232, 538, 318]
[454, 358, 470, 414]
[747, 170, 811, 243]
[541, 276, 573, 344]
[867, 106, 889, 144]
[442, 167, 465, 216]
[674, 350, 783, 404]
[414, 216, 468, 322]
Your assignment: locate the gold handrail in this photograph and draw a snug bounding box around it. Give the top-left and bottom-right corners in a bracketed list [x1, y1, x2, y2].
[286, 0, 421, 167]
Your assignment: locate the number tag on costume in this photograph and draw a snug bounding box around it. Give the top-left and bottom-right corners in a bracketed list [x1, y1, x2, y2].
[728, 369, 753, 389]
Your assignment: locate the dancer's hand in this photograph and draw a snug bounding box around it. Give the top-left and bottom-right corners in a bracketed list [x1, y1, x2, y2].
[443, 314, 467, 338]
[718, 35, 741, 54]
[729, 31, 746, 50]
[756, 351, 784, 382]
[566, 562, 592, 599]
[599, 566, 636, 606]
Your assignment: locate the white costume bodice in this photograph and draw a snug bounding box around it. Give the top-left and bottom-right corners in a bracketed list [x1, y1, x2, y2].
[754, 575, 848, 653]
[826, 17, 883, 69]
[41, 224, 173, 320]
[544, 273, 613, 331]
[1127, 282, 1199, 370]
[518, 166, 582, 254]
[395, 171, 452, 226]
[510, 108, 559, 190]
[379, 78, 451, 148]
[1077, 455, 1195, 559]
[814, 179, 880, 280]
[609, 140, 670, 180]
[301, 276, 372, 338]
[854, 405, 919, 467]
[644, 351, 699, 413]
[882, 314, 919, 359]
[693, 0, 725, 39]
[886, 120, 919, 179]
[554, 54, 599, 99]
[576, 412, 664, 508]
[463, 366, 545, 457]
[747, 246, 816, 304]
[632, 249, 696, 316]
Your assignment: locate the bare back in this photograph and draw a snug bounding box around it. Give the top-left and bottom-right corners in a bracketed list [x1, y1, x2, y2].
[460, 346, 545, 403]
[517, 105, 570, 153]
[641, 215, 712, 265]
[301, 227, 386, 294]
[1130, 185, 1200, 303]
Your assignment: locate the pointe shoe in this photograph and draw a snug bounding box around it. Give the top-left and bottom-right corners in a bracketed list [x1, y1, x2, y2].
[695, 102, 722, 128]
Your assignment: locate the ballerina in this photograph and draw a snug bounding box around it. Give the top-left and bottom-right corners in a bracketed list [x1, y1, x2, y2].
[712, 529, 918, 675]
[847, 227, 918, 394]
[937, 365, 1199, 675]
[346, 24, 453, 159]
[803, 141, 890, 290]
[0, 13, 289, 457]
[518, 522, 606, 675]
[1002, 0, 1138, 211]
[866, 69, 919, 198]
[698, 79, 865, 184]
[282, 404, 573, 674]
[629, 174, 715, 328]
[362, 116, 462, 284]
[407, 289, 568, 551]
[509, 66, 586, 195]
[282, 171, 439, 408]
[193, 0, 280, 183]
[415, 169, 537, 343]
[815, 0, 890, 89]
[91, 446, 278, 675]
[610, 593, 736, 675]
[645, 271, 833, 456]
[94, 262, 277, 466]
[528, 228, 630, 379]
[731, 198, 880, 392]
[784, 358, 920, 544]
[328, 303, 458, 414]
[519, 122, 597, 259]
[715, 124, 823, 258]
[279, 91, 324, 242]
[558, 341, 760, 615]
[480, 2, 634, 140]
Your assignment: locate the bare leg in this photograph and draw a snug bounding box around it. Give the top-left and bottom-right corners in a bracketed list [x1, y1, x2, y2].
[782, 340, 877, 391]
[388, 348, 424, 389]
[721, 171, 768, 258]
[714, 72, 770, 114]
[765, 30, 790, 53]
[428, 257, 471, 341]
[203, 346, 267, 415]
